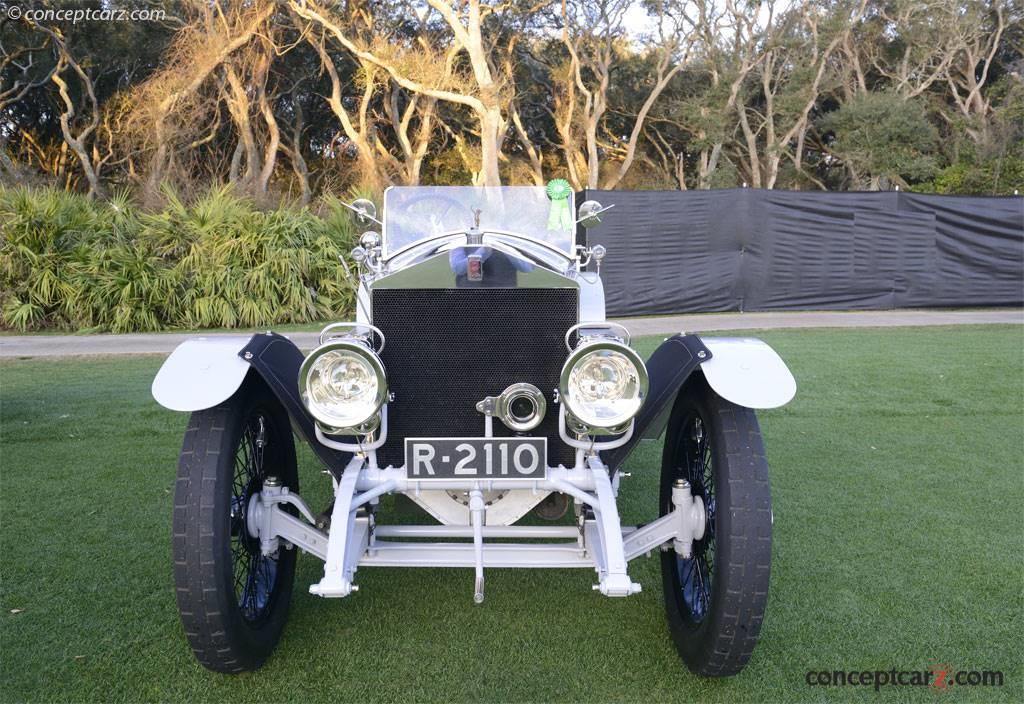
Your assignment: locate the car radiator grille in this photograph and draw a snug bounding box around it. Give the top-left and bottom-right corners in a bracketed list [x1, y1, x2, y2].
[373, 288, 579, 468]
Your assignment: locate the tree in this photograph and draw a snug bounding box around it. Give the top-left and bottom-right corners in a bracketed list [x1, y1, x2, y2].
[729, 0, 867, 189]
[46, 28, 107, 197]
[289, 0, 518, 186]
[553, 0, 686, 189]
[0, 27, 57, 182]
[820, 91, 940, 189]
[649, 0, 772, 190]
[1, 0, 1019, 197]
[129, 1, 277, 198]
[289, 3, 440, 190]
[943, 1, 1008, 144]
[2, 3, 179, 192]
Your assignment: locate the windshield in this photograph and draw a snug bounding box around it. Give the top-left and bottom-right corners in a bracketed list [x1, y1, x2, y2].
[382, 186, 575, 256]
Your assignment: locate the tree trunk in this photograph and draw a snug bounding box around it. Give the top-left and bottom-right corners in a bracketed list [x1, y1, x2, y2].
[288, 98, 311, 205]
[229, 139, 244, 183]
[510, 105, 545, 186]
[736, 103, 762, 188]
[50, 61, 103, 198]
[254, 47, 279, 200]
[698, 143, 722, 190]
[478, 108, 503, 187]
[765, 154, 781, 190]
[407, 98, 436, 186]
[601, 58, 681, 190]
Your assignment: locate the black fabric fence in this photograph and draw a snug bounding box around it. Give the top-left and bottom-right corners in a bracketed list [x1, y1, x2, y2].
[580, 189, 1024, 317]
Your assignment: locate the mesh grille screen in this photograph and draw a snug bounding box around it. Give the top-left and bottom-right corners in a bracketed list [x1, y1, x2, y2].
[373, 288, 578, 467]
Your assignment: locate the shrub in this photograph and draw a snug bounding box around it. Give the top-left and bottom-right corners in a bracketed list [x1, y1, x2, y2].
[0, 186, 357, 333]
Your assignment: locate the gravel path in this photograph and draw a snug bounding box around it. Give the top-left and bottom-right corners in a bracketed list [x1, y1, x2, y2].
[1, 308, 1020, 358]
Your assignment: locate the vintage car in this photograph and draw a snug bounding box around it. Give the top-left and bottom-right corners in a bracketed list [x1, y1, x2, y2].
[152, 183, 796, 677]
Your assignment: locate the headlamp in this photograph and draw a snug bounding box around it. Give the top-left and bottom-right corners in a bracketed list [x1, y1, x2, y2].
[559, 340, 648, 434]
[299, 339, 387, 433]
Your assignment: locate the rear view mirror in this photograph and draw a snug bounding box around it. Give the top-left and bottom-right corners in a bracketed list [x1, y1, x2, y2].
[349, 198, 378, 227]
[577, 200, 613, 229]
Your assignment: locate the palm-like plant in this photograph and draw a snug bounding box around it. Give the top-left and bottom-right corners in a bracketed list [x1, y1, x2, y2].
[0, 185, 357, 332]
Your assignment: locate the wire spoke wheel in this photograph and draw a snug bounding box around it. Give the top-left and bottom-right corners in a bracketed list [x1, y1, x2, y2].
[172, 380, 298, 673]
[672, 415, 715, 622]
[230, 415, 280, 624]
[659, 376, 772, 677]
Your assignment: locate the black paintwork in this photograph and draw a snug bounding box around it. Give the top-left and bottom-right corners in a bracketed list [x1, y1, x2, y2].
[603, 334, 712, 473]
[238, 333, 351, 477]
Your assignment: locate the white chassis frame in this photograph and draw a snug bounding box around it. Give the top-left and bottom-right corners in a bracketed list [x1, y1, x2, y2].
[246, 407, 707, 604]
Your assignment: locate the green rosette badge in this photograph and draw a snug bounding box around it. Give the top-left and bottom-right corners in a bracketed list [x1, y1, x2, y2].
[546, 178, 573, 232]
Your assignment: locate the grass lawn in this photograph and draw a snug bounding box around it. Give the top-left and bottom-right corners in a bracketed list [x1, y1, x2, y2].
[1, 325, 1022, 703]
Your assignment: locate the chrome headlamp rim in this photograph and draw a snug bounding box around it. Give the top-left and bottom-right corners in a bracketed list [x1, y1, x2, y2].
[559, 339, 649, 430]
[298, 338, 388, 432]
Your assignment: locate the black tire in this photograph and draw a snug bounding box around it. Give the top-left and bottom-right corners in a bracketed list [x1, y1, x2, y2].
[172, 377, 299, 673]
[659, 374, 772, 677]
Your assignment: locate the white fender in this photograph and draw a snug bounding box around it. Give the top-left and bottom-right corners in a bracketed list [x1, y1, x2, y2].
[151, 337, 253, 412]
[699, 337, 796, 409]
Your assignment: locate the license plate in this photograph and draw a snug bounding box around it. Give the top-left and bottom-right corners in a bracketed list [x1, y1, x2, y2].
[405, 437, 547, 480]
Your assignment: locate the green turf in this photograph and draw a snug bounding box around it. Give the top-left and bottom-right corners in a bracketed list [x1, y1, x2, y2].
[1, 325, 1022, 703]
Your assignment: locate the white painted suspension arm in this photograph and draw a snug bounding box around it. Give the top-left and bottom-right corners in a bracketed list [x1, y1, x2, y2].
[586, 456, 642, 597]
[621, 479, 706, 561]
[309, 457, 370, 598]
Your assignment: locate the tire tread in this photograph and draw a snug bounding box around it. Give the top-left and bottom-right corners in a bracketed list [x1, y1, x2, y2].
[660, 376, 772, 677]
[171, 386, 296, 673]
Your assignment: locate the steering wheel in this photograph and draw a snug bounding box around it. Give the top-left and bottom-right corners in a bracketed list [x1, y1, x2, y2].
[397, 193, 476, 231]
